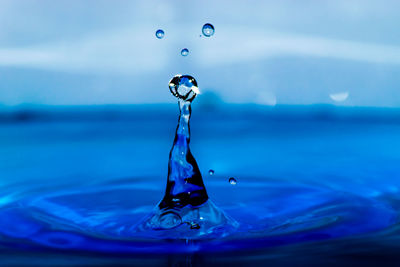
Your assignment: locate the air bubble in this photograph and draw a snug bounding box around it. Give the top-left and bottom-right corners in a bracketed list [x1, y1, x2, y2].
[209, 169, 215, 176]
[159, 211, 182, 229]
[229, 177, 237, 185]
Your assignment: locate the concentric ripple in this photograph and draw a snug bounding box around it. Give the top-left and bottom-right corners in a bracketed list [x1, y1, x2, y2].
[0, 177, 396, 254]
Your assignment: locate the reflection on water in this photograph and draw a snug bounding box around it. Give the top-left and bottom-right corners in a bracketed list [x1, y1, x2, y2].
[0, 104, 399, 265]
[0, 178, 395, 250]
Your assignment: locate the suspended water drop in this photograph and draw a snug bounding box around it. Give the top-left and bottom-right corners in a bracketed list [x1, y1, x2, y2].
[229, 177, 237, 185]
[202, 23, 215, 37]
[209, 169, 215, 176]
[155, 29, 164, 39]
[181, 48, 189, 56]
[169, 74, 199, 102]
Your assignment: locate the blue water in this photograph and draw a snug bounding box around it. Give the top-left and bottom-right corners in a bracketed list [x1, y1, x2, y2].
[0, 104, 399, 265]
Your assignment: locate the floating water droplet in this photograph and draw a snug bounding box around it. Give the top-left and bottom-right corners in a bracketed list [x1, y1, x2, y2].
[209, 169, 214, 175]
[155, 29, 164, 39]
[169, 74, 199, 102]
[202, 23, 215, 37]
[181, 48, 189, 56]
[159, 211, 182, 229]
[229, 177, 237, 185]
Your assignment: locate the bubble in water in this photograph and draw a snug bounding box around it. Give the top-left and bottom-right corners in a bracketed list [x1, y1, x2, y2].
[169, 75, 199, 102]
[209, 169, 215, 176]
[190, 222, 201, 230]
[158, 211, 182, 229]
[202, 23, 215, 37]
[229, 177, 237, 185]
[155, 29, 164, 39]
[181, 48, 189, 56]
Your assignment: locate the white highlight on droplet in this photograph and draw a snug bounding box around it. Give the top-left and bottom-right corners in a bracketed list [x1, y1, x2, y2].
[329, 91, 349, 102]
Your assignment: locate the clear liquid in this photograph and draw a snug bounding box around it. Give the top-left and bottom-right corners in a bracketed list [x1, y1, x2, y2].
[135, 75, 238, 238]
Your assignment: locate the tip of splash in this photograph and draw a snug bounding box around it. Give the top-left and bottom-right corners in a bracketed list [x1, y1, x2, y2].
[169, 74, 199, 102]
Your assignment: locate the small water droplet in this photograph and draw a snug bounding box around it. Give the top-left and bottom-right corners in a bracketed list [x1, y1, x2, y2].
[155, 29, 164, 39]
[181, 48, 189, 56]
[202, 23, 215, 37]
[190, 222, 200, 229]
[209, 169, 215, 175]
[229, 177, 237, 185]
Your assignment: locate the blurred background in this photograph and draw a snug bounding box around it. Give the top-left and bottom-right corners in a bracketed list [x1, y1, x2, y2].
[1, 2, 400, 265]
[0, 0, 400, 107]
[0, 0, 399, 200]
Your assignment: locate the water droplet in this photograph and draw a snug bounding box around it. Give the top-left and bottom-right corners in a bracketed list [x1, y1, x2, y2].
[190, 222, 200, 229]
[169, 75, 199, 102]
[159, 211, 182, 229]
[209, 169, 214, 176]
[181, 48, 189, 56]
[229, 177, 237, 185]
[155, 29, 164, 39]
[202, 23, 215, 37]
[136, 72, 239, 237]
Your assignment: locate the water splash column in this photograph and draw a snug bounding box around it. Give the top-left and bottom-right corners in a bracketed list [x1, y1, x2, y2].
[159, 97, 209, 209]
[135, 75, 238, 238]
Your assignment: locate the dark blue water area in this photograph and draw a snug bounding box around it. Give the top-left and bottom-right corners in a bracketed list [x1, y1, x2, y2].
[0, 104, 400, 266]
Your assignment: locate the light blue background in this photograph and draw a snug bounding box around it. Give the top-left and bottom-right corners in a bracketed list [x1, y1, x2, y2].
[0, 0, 399, 107]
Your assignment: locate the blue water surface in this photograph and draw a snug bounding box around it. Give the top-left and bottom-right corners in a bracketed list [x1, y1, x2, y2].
[0, 104, 399, 266]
